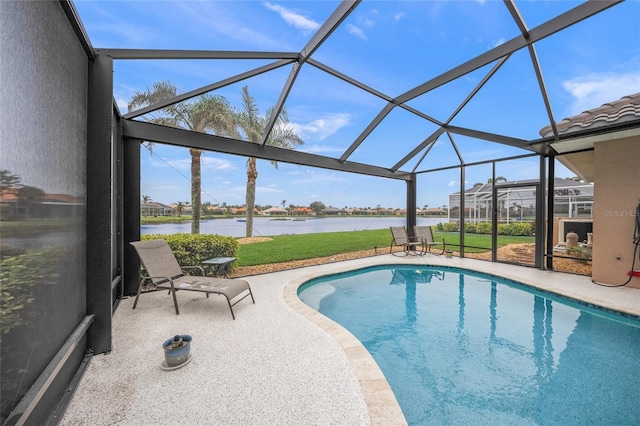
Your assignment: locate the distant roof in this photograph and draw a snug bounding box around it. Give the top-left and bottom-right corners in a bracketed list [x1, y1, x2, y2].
[452, 177, 592, 196]
[539, 92, 640, 138]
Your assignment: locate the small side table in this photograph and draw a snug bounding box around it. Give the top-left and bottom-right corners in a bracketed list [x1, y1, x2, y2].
[201, 257, 236, 277]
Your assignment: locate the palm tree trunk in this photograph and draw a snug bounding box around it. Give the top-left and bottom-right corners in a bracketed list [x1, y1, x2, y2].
[190, 148, 202, 234]
[245, 157, 258, 237]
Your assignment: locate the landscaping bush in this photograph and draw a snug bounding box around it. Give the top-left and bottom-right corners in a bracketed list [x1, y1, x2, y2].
[464, 223, 477, 234]
[1, 248, 63, 335]
[142, 233, 238, 269]
[501, 222, 533, 236]
[567, 245, 592, 260]
[497, 223, 511, 236]
[476, 222, 492, 234]
[443, 221, 459, 232]
[449, 221, 532, 236]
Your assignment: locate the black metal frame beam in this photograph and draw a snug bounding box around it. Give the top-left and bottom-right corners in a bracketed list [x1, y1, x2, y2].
[122, 120, 412, 181]
[260, 0, 360, 148]
[123, 59, 295, 119]
[341, 0, 621, 164]
[86, 53, 114, 354]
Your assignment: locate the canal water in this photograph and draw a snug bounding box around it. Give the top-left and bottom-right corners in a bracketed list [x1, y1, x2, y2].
[141, 216, 447, 238]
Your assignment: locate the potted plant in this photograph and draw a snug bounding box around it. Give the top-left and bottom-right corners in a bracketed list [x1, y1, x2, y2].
[162, 334, 192, 368]
[445, 250, 453, 258]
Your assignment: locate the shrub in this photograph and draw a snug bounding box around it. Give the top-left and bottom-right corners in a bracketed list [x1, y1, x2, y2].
[142, 233, 239, 269]
[435, 222, 445, 232]
[509, 222, 533, 236]
[567, 245, 592, 260]
[464, 223, 477, 234]
[443, 221, 459, 232]
[495, 222, 533, 236]
[1, 248, 63, 335]
[476, 222, 492, 234]
[496, 223, 510, 235]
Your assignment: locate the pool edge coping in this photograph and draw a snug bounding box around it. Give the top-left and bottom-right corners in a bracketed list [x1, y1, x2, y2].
[284, 269, 408, 426]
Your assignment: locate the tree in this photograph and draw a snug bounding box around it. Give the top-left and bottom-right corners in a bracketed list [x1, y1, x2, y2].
[235, 86, 304, 237]
[128, 81, 235, 234]
[0, 170, 21, 192]
[281, 200, 286, 209]
[175, 201, 185, 217]
[487, 176, 507, 184]
[142, 195, 152, 204]
[310, 201, 326, 216]
[18, 185, 44, 219]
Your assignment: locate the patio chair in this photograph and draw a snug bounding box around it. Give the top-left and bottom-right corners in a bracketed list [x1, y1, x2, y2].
[130, 239, 254, 319]
[389, 226, 424, 256]
[413, 225, 446, 255]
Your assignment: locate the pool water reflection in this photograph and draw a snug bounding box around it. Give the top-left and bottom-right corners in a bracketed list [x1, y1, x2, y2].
[298, 265, 640, 425]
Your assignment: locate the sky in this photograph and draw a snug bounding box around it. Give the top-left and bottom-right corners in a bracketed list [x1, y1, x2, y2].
[74, 0, 640, 209]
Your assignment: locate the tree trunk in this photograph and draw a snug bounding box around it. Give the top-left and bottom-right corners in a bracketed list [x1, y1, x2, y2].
[190, 148, 201, 234]
[245, 157, 258, 237]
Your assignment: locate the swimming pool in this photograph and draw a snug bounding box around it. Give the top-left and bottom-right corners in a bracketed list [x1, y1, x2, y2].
[298, 264, 640, 425]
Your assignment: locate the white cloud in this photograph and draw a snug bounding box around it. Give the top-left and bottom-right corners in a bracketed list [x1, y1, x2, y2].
[115, 97, 128, 113]
[290, 113, 352, 141]
[346, 24, 367, 40]
[393, 12, 406, 23]
[256, 185, 283, 194]
[201, 156, 236, 172]
[264, 2, 320, 33]
[563, 72, 640, 115]
[362, 17, 374, 28]
[293, 169, 347, 185]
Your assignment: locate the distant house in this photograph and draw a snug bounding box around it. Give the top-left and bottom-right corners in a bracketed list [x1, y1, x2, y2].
[291, 207, 313, 216]
[262, 207, 288, 216]
[232, 207, 261, 216]
[395, 208, 422, 216]
[448, 178, 594, 222]
[420, 208, 447, 216]
[323, 206, 347, 216]
[141, 202, 172, 216]
[0, 190, 84, 219]
[349, 208, 373, 215]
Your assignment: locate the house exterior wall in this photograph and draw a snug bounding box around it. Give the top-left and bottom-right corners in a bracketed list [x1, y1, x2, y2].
[592, 136, 640, 288]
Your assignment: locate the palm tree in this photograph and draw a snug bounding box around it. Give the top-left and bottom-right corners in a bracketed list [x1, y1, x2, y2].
[487, 176, 507, 184]
[235, 86, 304, 237]
[142, 195, 152, 204]
[128, 81, 235, 234]
[175, 201, 185, 217]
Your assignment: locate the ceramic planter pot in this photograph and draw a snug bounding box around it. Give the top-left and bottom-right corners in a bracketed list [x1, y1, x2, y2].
[162, 335, 192, 367]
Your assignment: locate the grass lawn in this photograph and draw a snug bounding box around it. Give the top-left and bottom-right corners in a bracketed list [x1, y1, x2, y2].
[235, 229, 534, 267]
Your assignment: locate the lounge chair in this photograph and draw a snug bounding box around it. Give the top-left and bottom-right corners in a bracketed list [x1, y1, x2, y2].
[389, 226, 424, 256]
[130, 239, 254, 319]
[413, 225, 446, 255]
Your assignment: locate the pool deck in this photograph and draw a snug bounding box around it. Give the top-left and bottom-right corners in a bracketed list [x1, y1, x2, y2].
[60, 254, 640, 426]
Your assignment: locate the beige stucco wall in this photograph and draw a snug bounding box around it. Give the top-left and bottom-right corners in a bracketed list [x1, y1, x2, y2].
[591, 136, 640, 288]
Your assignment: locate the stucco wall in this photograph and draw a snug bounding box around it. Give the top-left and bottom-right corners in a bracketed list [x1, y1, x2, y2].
[592, 136, 640, 288]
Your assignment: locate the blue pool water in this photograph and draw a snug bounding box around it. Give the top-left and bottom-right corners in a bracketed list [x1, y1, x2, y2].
[298, 265, 640, 425]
